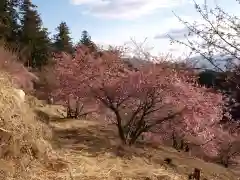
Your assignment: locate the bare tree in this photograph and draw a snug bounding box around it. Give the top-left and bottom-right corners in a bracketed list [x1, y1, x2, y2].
[170, 0, 240, 127]
[170, 0, 240, 85]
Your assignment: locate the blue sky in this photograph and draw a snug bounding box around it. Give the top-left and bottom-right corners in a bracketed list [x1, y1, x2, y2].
[32, 0, 240, 57]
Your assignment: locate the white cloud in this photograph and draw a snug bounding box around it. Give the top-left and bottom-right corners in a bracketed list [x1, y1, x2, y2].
[153, 14, 207, 40]
[154, 27, 190, 39]
[70, 0, 201, 19]
[90, 15, 201, 57]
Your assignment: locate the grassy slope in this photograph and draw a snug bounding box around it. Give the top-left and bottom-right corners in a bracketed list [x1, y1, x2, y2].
[34, 101, 239, 180]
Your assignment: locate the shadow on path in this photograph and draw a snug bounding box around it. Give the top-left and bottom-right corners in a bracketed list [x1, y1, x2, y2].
[52, 123, 121, 156]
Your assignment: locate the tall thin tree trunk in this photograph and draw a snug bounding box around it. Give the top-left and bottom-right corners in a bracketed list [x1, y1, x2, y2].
[67, 96, 71, 118]
[116, 115, 126, 144]
[74, 97, 80, 118]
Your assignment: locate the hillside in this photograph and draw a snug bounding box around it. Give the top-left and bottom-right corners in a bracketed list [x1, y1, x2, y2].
[0, 72, 68, 180]
[32, 102, 239, 180]
[1, 0, 240, 179]
[0, 68, 238, 179]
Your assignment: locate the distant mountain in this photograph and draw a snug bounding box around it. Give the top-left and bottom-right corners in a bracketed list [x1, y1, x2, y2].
[187, 54, 239, 71]
[122, 54, 240, 72]
[122, 57, 153, 70]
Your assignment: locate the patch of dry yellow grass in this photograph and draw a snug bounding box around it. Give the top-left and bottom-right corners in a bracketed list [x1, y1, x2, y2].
[0, 72, 68, 180]
[51, 119, 239, 180]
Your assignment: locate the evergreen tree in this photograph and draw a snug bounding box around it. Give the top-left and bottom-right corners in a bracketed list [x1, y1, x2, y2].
[78, 30, 97, 52]
[19, 0, 51, 69]
[0, 0, 10, 41]
[80, 30, 91, 46]
[53, 21, 73, 54]
[0, 0, 21, 47]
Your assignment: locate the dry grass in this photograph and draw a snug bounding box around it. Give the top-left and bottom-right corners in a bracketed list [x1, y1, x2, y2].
[50, 118, 240, 180]
[0, 47, 38, 92]
[0, 72, 68, 180]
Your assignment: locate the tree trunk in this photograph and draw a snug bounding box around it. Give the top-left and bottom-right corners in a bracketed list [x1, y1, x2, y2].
[172, 132, 178, 149]
[74, 97, 80, 119]
[115, 115, 126, 144]
[180, 139, 184, 150]
[128, 129, 144, 145]
[67, 96, 72, 118]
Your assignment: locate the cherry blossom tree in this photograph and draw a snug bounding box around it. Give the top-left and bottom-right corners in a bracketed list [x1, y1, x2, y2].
[51, 46, 226, 151]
